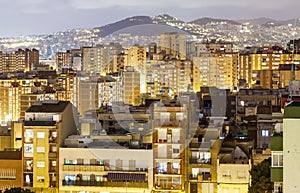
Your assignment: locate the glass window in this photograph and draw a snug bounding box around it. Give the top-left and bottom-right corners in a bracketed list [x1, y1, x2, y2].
[192, 168, 199, 177]
[262, 130, 269, 137]
[272, 151, 283, 167]
[96, 175, 103, 182]
[37, 176, 45, 182]
[24, 144, 33, 157]
[52, 161, 57, 167]
[37, 161, 45, 168]
[24, 130, 33, 142]
[172, 162, 180, 169]
[37, 132, 45, 138]
[36, 147, 45, 153]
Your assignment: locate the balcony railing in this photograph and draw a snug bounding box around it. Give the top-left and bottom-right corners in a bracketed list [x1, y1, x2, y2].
[23, 182, 33, 187]
[49, 166, 57, 172]
[49, 152, 57, 158]
[189, 158, 211, 164]
[62, 180, 148, 188]
[63, 165, 105, 172]
[154, 184, 182, 190]
[157, 139, 181, 144]
[189, 142, 201, 148]
[155, 169, 181, 175]
[155, 120, 184, 127]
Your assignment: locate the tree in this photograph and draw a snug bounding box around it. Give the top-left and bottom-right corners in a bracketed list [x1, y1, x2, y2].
[249, 157, 274, 193]
[1, 188, 34, 193]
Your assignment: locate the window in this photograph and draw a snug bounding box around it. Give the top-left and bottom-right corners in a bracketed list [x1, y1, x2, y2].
[64, 159, 77, 165]
[158, 162, 167, 174]
[24, 144, 33, 157]
[37, 147, 45, 153]
[173, 148, 180, 154]
[262, 130, 269, 137]
[37, 176, 45, 182]
[37, 161, 45, 168]
[37, 132, 45, 138]
[192, 168, 199, 178]
[272, 151, 283, 167]
[96, 175, 103, 182]
[176, 113, 184, 121]
[197, 152, 211, 164]
[51, 161, 57, 167]
[237, 171, 245, 178]
[24, 130, 33, 142]
[25, 160, 33, 171]
[172, 162, 180, 169]
[160, 112, 170, 121]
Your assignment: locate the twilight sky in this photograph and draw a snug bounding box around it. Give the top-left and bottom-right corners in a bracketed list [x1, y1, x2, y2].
[0, 0, 299, 37]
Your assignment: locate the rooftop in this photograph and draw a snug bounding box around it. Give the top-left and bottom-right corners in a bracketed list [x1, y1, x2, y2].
[0, 150, 22, 160]
[26, 100, 70, 113]
[284, 101, 300, 118]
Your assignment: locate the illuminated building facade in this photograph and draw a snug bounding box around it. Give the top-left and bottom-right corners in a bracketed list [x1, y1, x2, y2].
[0, 78, 48, 125]
[152, 101, 188, 193]
[22, 101, 78, 192]
[157, 33, 186, 60]
[0, 49, 39, 73]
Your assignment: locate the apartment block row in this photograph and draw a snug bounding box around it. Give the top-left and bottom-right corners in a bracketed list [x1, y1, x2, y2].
[0, 92, 258, 193]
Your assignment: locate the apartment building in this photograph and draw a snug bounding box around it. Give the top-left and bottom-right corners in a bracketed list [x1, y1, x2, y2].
[217, 140, 252, 193]
[22, 101, 78, 192]
[152, 101, 188, 192]
[0, 49, 39, 73]
[157, 33, 186, 60]
[192, 53, 238, 92]
[0, 78, 48, 125]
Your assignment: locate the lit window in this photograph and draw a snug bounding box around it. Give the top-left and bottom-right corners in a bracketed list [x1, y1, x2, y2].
[37, 161, 45, 168]
[24, 130, 33, 142]
[237, 171, 245, 178]
[51, 161, 57, 167]
[192, 168, 199, 177]
[172, 162, 180, 169]
[37, 132, 45, 139]
[36, 147, 45, 153]
[24, 144, 33, 157]
[262, 130, 269, 137]
[37, 176, 44, 182]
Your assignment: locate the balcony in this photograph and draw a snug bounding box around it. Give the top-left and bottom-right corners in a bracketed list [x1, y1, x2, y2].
[155, 120, 184, 128]
[49, 152, 57, 158]
[155, 168, 181, 175]
[49, 181, 57, 187]
[23, 182, 33, 187]
[62, 180, 148, 188]
[189, 142, 202, 148]
[49, 166, 57, 172]
[49, 137, 58, 143]
[198, 173, 211, 181]
[156, 139, 181, 144]
[63, 165, 105, 172]
[189, 174, 211, 181]
[154, 184, 182, 191]
[189, 158, 211, 164]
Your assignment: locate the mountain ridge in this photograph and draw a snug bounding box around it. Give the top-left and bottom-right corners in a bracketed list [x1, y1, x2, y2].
[92, 14, 300, 38]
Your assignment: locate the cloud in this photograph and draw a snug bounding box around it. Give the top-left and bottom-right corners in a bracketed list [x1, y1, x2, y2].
[68, 0, 296, 10]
